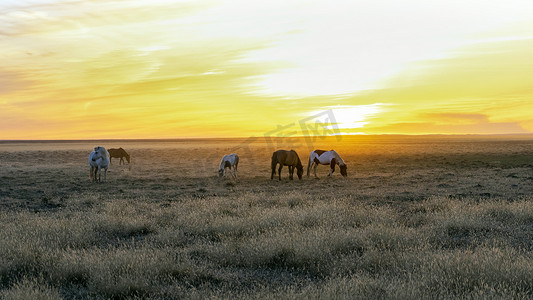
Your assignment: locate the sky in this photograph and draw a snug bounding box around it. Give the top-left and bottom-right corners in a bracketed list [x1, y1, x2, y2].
[1, 0, 533, 139]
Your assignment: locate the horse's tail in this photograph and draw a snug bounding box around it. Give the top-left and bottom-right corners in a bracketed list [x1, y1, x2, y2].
[271, 152, 277, 170]
[270, 152, 278, 179]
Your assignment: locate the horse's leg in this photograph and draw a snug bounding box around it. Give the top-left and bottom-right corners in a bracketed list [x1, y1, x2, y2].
[92, 166, 97, 182]
[104, 167, 107, 182]
[120, 157, 124, 165]
[329, 158, 336, 177]
[97, 166, 101, 182]
[307, 160, 312, 177]
[271, 163, 276, 180]
[310, 161, 317, 177]
[278, 165, 283, 181]
[291, 165, 295, 180]
[288, 166, 292, 180]
[89, 167, 93, 181]
[312, 158, 320, 178]
[288, 165, 294, 180]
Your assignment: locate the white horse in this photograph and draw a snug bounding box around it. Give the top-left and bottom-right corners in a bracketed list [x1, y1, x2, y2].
[307, 150, 347, 178]
[218, 153, 239, 179]
[89, 146, 110, 182]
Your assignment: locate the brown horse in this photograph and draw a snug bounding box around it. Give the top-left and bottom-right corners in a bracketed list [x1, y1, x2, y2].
[108, 148, 130, 165]
[271, 150, 304, 181]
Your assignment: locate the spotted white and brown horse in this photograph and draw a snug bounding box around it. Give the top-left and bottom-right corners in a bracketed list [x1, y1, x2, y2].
[307, 150, 347, 178]
[218, 153, 239, 179]
[271, 150, 304, 181]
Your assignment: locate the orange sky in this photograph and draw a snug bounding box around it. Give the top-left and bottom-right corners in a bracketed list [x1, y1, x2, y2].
[1, 0, 533, 139]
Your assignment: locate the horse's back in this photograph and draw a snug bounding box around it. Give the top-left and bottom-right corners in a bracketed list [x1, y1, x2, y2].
[108, 148, 124, 157]
[228, 153, 238, 162]
[222, 153, 238, 165]
[312, 150, 328, 157]
[272, 150, 286, 162]
[273, 150, 300, 166]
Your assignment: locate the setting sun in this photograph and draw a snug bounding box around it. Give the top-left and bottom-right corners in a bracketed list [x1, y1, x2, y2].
[308, 104, 387, 133]
[1, 0, 533, 139]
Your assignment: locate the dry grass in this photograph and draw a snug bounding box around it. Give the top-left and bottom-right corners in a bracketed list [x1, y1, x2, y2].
[0, 136, 532, 299]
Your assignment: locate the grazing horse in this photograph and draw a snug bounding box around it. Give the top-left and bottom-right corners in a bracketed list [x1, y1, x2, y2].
[271, 150, 304, 181]
[88, 146, 110, 182]
[307, 150, 347, 178]
[108, 147, 130, 165]
[218, 153, 239, 179]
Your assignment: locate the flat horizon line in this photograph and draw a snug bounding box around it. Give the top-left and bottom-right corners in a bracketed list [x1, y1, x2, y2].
[2, 133, 533, 143]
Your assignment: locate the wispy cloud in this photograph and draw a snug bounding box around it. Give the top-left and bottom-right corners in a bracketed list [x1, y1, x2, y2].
[335, 37, 533, 134]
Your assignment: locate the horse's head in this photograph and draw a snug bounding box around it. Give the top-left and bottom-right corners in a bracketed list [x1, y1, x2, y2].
[125, 153, 131, 163]
[92, 146, 105, 161]
[296, 165, 304, 180]
[218, 168, 224, 178]
[340, 164, 348, 177]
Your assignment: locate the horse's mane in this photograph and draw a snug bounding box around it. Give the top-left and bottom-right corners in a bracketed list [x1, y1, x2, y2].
[101, 147, 110, 157]
[290, 150, 303, 168]
[218, 158, 226, 171]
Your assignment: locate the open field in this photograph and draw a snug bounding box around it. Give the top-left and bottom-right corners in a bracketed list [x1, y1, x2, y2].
[1, 135, 533, 299]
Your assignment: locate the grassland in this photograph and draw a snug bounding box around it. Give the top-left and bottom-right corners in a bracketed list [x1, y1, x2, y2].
[0, 136, 532, 299]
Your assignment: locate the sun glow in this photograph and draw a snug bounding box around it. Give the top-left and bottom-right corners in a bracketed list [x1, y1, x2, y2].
[309, 104, 389, 132]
